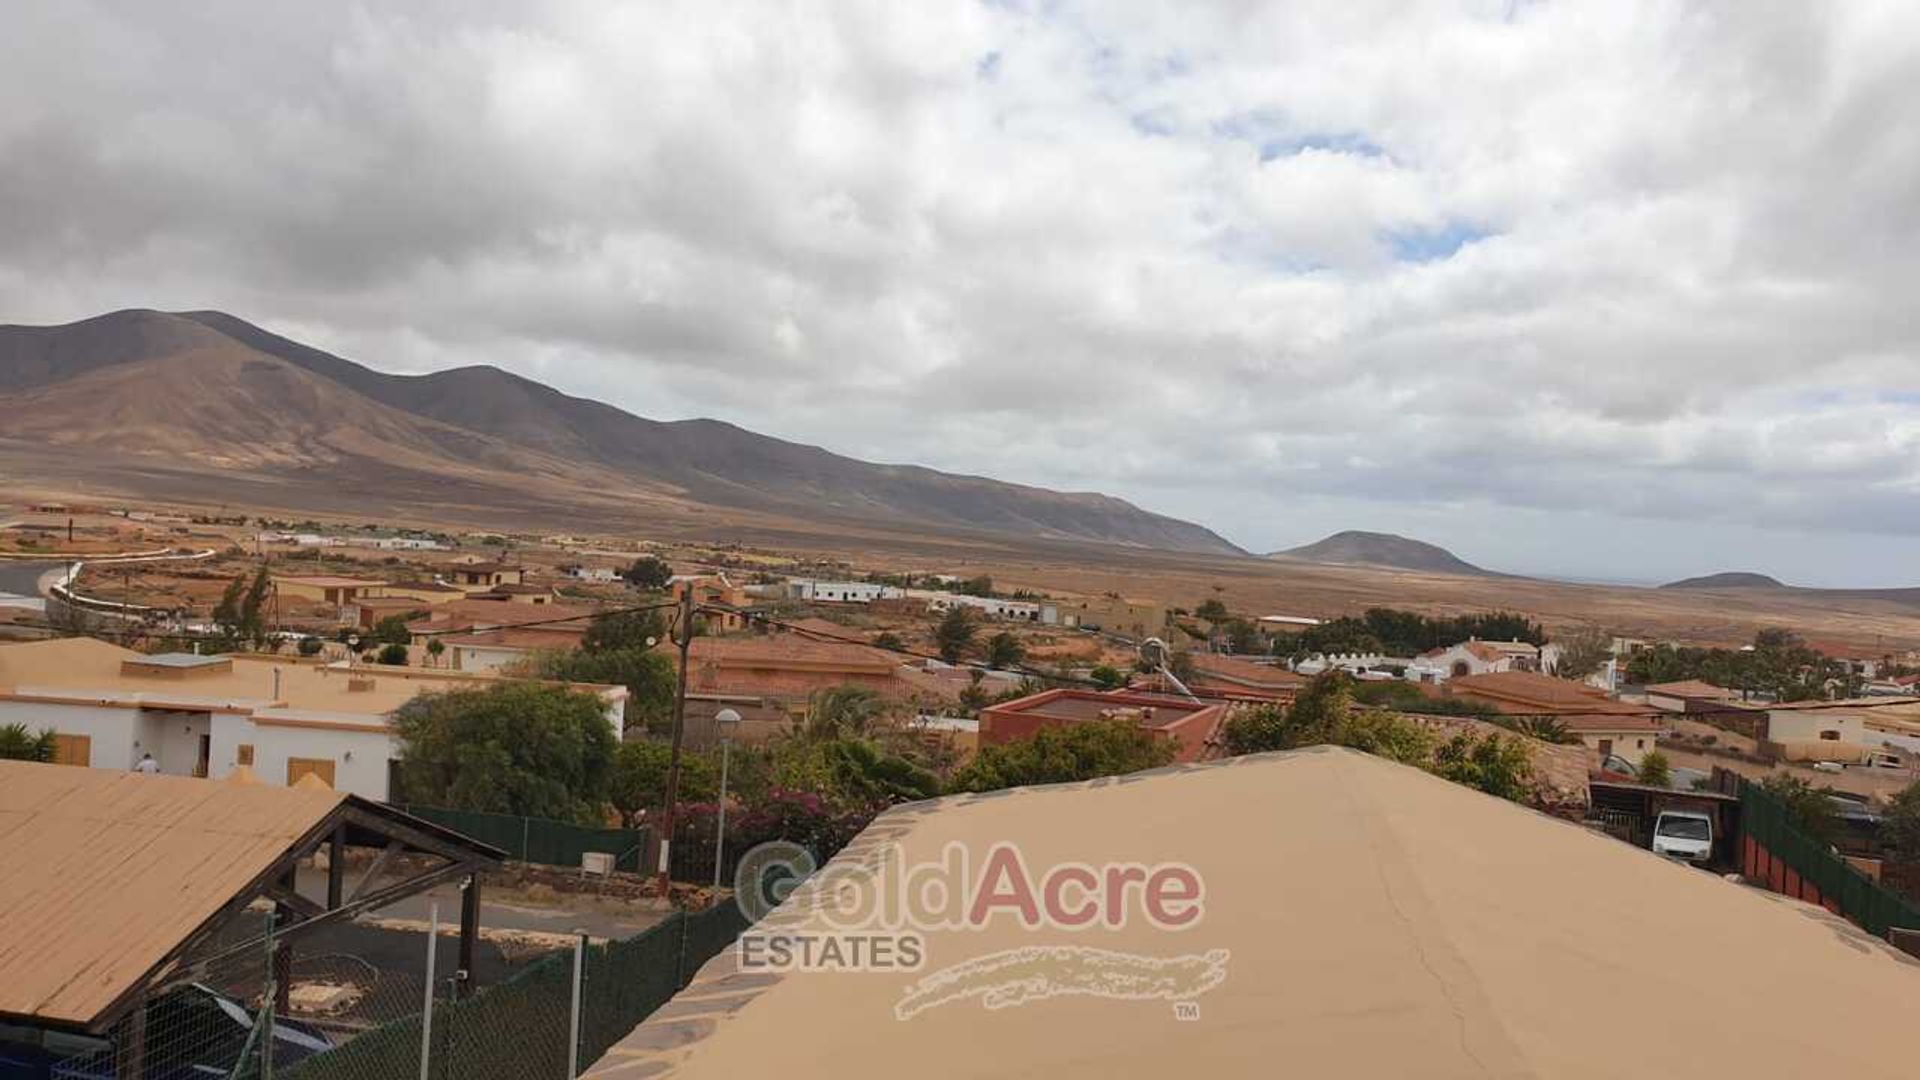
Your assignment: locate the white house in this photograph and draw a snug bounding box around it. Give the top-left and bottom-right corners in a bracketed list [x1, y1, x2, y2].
[0, 638, 627, 802]
[1415, 640, 1543, 681]
[787, 580, 902, 604]
[913, 591, 1045, 622]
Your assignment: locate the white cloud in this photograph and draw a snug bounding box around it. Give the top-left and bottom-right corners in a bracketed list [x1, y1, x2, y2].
[2, 0, 1919, 583]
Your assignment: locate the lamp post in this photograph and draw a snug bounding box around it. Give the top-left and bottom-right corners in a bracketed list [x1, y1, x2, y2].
[712, 708, 741, 895]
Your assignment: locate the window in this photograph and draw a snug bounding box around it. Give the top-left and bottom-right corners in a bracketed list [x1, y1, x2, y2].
[236, 743, 255, 766]
[1819, 729, 1841, 741]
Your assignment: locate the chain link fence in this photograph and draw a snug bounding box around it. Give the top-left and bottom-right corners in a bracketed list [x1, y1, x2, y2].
[279, 901, 751, 1080]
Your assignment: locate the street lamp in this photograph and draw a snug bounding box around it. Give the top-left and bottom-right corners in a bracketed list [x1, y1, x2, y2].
[713, 708, 742, 895]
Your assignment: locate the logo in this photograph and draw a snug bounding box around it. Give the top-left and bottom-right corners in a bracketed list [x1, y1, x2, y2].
[731, 840, 1230, 1018]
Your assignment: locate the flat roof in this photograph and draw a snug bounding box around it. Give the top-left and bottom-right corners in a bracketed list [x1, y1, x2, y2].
[273, 575, 388, 588]
[0, 638, 624, 719]
[590, 747, 1920, 1078]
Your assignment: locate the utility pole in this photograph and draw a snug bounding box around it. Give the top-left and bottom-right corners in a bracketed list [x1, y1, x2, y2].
[657, 583, 695, 893]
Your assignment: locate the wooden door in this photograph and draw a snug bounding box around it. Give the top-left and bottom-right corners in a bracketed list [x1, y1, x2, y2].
[51, 734, 91, 767]
[287, 757, 337, 788]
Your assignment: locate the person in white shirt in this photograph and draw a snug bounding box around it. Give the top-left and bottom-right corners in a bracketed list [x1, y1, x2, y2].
[134, 752, 159, 775]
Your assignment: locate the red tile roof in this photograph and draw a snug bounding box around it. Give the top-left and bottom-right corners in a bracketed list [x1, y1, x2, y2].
[1448, 671, 1654, 716]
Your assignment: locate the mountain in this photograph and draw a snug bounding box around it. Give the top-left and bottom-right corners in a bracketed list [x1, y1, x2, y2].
[0, 310, 1243, 555]
[1268, 530, 1492, 576]
[1660, 572, 1788, 590]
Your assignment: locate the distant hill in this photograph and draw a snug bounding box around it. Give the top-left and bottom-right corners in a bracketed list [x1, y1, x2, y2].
[1268, 530, 1492, 576]
[1661, 572, 1788, 590]
[0, 309, 1244, 555]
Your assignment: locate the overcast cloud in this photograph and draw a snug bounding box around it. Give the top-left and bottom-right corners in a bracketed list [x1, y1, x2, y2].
[4, 1, 1919, 585]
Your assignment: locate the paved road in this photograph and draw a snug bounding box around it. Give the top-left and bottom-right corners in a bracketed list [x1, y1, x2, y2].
[0, 559, 60, 596]
[0, 559, 58, 611]
[293, 866, 672, 942]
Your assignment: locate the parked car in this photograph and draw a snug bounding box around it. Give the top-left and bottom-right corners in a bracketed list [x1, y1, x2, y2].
[1651, 809, 1714, 863]
[0, 984, 332, 1080]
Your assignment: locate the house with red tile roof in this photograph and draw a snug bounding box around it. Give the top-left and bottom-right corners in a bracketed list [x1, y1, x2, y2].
[1446, 671, 1658, 718]
[978, 688, 1229, 763]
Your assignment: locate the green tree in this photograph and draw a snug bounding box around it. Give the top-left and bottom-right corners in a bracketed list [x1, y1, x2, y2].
[535, 647, 678, 735]
[370, 613, 419, 647]
[1550, 627, 1612, 681]
[296, 637, 324, 657]
[950, 718, 1176, 792]
[211, 565, 273, 649]
[1088, 664, 1125, 690]
[392, 682, 618, 823]
[985, 631, 1025, 670]
[804, 684, 890, 741]
[1431, 733, 1533, 802]
[934, 606, 977, 663]
[1758, 772, 1841, 845]
[609, 740, 717, 827]
[582, 608, 668, 654]
[426, 638, 446, 665]
[622, 556, 674, 590]
[0, 723, 56, 762]
[825, 738, 943, 804]
[1193, 598, 1230, 627]
[871, 631, 906, 651]
[1635, 750, 1672, 788]
[376, 642, 410, 666]
[1880, 781, 1920, 864]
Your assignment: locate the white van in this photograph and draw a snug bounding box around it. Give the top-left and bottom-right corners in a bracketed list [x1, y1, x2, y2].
[1651, 809, 1714, 863]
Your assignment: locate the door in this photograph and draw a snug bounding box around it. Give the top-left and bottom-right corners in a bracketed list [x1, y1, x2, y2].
[51, 734, 91, 767]
[1597, 738, 1614, 759]
[194, 734, 211, 778]
[287, 757, 337, 788]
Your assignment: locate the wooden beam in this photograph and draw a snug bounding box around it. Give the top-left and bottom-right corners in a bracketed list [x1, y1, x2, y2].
[342, 805, 502, 865]
[263, 882, 327, 922]
[348, 839, 406, 903]
[327, 824, 346, 909]
[457, 873, 481, 998]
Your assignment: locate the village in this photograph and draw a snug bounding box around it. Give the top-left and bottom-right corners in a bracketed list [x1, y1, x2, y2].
[7, 499, 1920, 1079]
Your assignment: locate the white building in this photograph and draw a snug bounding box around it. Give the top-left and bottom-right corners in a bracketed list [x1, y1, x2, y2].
[913, 591, 1045, 622]
[1415, 640, 1543, 681]
[568, 566, 621, 583]
[0, 638, 626, 802]
[787, 580, 902, 604]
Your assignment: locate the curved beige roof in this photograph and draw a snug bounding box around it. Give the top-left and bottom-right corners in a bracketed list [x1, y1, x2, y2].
[591, 747, 1920, 1079]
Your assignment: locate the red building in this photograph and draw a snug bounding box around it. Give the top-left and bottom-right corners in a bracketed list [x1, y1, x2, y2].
[978, 689, 1230, 763]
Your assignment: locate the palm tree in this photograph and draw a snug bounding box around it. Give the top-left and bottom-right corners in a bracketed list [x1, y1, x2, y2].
[0, 723, 57, 762]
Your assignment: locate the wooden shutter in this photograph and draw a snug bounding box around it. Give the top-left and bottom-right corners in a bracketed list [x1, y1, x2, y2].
[287, 757, 337, 788]
[51, 734, 91, 767]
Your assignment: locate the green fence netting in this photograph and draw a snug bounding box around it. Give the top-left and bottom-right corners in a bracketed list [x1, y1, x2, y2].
[396, 804, 649, 873]
[282, 901, 749, 1080]
[1740, 780, 1920, 937]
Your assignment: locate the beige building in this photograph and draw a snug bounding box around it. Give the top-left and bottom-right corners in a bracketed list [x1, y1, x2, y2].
[0, 638, 625, 800]
[272, 574, 389, 605]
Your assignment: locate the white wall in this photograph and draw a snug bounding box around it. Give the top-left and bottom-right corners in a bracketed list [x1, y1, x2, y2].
[0, 701, 140, 769]
[138, 710, 211, 777]
[209, 713, 395, 800]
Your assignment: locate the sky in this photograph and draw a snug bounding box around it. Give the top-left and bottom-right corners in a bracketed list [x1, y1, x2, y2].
[3, 1, 1919, 586]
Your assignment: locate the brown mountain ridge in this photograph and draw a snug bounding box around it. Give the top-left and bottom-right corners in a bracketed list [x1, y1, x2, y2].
[0, 309, 1243, 555]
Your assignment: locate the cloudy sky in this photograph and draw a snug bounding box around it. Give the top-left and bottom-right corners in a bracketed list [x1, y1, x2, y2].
[4, 2, 1919, 585]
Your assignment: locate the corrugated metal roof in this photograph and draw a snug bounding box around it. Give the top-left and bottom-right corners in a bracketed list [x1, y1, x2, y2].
[0, 762, 345, 1028]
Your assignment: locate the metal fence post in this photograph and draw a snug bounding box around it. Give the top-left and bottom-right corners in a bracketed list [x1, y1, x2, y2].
[568, 934, 586, 1079]
[419, 901, 439, 1080]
